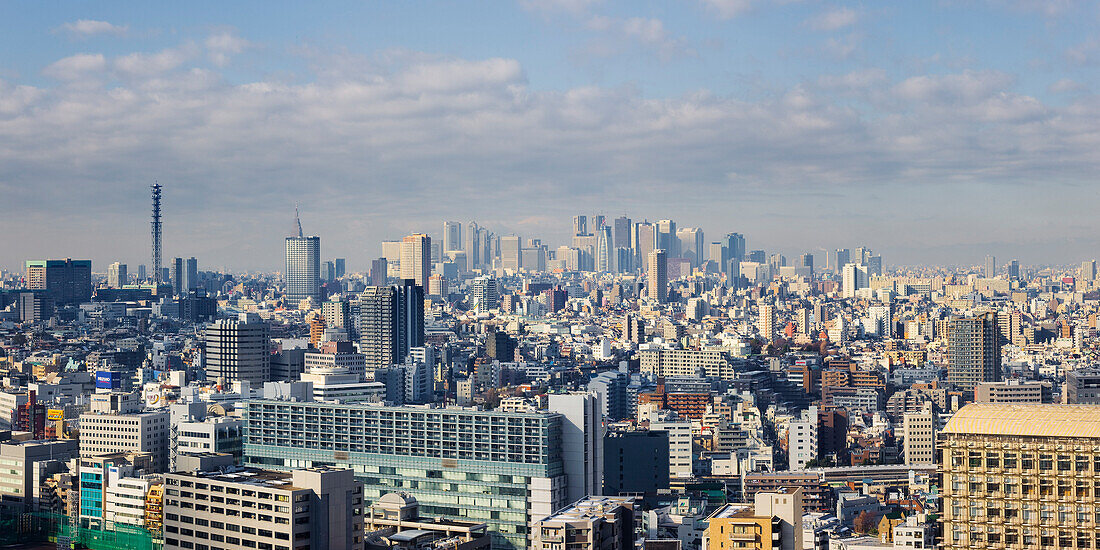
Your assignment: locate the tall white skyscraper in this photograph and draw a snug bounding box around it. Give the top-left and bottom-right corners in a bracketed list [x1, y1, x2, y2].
[400, 233, 431, 288]
[107, 262, 127, 288]
[842, 262, 869, 298]
[548, 392, 604, 505]
[285, 208, 322, 306]
[595, 226, 613, 272]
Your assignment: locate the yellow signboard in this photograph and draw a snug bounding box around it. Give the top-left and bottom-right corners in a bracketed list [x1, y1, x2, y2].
[47, 409, 64, 421]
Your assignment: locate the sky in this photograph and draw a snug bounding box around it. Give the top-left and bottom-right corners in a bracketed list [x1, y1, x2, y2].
[3, 0, 1100, 272]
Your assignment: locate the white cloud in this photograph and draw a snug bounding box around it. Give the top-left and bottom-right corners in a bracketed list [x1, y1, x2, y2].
[42, 53, 107, 80]
[807, 7, 858, 31]
[57, 19, 128, 38]
[9, 44, 1100, 267]
[1049, 78, 1087, 94]
[584, 16, 695, 60]
[519, 0, 600, 15]
[206, 30, 251, 67]
[699, 0, 754, 19]
[113, 46, 195, 77]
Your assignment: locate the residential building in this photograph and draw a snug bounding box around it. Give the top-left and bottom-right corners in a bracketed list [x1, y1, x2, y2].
[648, 249, 668, 303]
[532, 496, 636, 550]
[902, 404, 937, 466]
[548, 392, 604, 504]
[945, 312, 1000, 391]
[162, 466, 364, 550]
[703, 488, 803, 550]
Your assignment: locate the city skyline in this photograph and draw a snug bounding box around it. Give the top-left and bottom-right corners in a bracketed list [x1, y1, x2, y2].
[5, 2, 1100, 268]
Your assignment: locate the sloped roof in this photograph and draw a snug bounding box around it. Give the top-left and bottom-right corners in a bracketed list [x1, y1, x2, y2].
[943, 404, 1100, 438]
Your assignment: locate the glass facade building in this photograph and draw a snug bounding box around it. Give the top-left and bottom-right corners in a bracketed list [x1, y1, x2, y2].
[244, 401, 569, 549]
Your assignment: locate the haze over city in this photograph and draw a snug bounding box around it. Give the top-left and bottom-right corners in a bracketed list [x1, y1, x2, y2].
[5, 1, 1100, 269]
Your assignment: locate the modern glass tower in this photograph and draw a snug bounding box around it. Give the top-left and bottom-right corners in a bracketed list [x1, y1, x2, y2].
[285, 208, 322, 306]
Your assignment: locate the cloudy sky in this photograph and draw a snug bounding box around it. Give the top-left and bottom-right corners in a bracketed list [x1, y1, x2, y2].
[3, 1, 1100, 272]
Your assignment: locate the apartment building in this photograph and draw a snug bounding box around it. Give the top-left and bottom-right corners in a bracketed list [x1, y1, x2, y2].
[162, 466, 364, 550]
[531, 496, 636, 550]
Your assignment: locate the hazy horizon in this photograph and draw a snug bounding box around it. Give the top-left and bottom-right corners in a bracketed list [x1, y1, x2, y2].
[5, 1, 1100, 271]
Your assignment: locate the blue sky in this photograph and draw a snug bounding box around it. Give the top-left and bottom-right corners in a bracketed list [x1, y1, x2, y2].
[3, 1, 1100, 271]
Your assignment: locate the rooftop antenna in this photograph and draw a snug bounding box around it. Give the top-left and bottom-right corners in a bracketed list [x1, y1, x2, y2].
[152, 181, 163, 285]
[294, 203, 303, 238]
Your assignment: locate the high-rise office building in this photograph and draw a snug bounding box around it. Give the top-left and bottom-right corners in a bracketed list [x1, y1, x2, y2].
[334, 257, 346, 278]
[26, 259, 92, 305]
[358, 281, 424, 370]
[946, 312, 1000, 391]
[370, 257, 388, 285]
[709, 242, 727, 271]
[244, 401, 572, 549]
[647, 249, 668, 303]
[633, 222, 656, 266]
[725, 233, 746, 263]
[464, 221, 482, 269]
[940, 404, 1100, 550]
[286, 211, 322, 306]
[1083, 260, 1097, 282]
[136, 264, 146, 282]
[677, 227, 705, 266]
[834, 249, 851, 274]
[613, 216, 632, 249]
[656, 219, 678, 258]
[107, 262, 127, 288]
[204, 312, 271, 384]
[470, 276, 499, 312]
[171, 257, 184, 294]
[984, 255, 997, 278]
[595, 226, 613, 272]
[443, 221, 463, 252]
[573, 215, 588, 236]
[184, 256, 198, 290]
[501, 235, 522, 271]
[400, 233, 431, 289]
[1007, 259, 1020, 280]
[798, 253, 814, 277]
